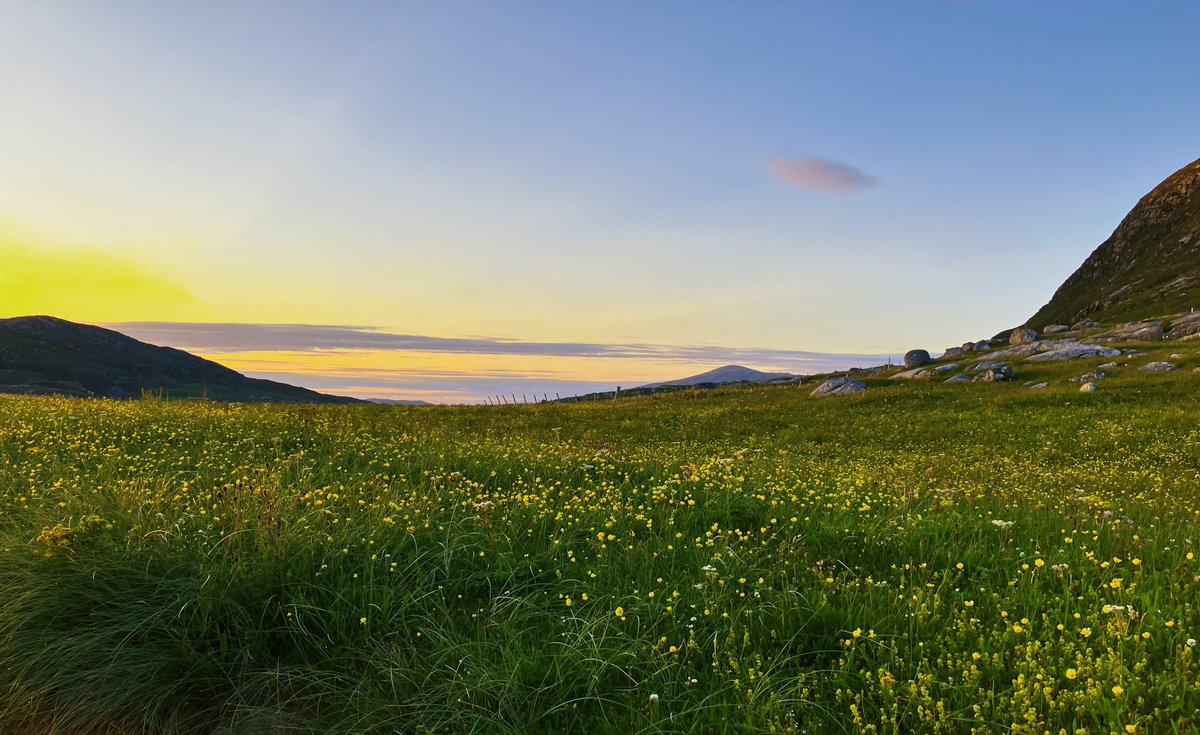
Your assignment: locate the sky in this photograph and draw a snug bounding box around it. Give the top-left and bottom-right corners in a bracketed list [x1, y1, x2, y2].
[1, 1, 1198, 402]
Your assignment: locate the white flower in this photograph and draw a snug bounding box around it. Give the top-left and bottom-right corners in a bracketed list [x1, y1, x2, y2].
[649, 693, 660, 704]
[1188, 638, 1197, 648]
[991, 520, 1014, 529]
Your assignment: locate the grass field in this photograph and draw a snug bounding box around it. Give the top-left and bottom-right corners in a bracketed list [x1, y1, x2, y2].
[4, 344, 1200, 734]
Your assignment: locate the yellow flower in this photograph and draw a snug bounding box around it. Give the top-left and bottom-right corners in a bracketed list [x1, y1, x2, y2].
[614, 606, 625, 617]
[1112, 685, 1124, 697]
[1012, 624, 1024, 634]
[1110, 578, 1123, 589]
[852, 628, 863, 639]
[359, 617, 367, 625]
[1034, 558, 1045, 568]
[565, 597, 572, 607]
[1065, 668, 1077, 680]
[1081, 627, 1092, 638]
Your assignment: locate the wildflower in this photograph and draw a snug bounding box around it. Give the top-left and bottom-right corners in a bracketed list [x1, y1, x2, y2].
[1112, 685, 1124, 697]
[1065, 668, 1077, 680]
[614, 606, 625, 617]
[1110, 578, 1123, 589]
[359, 617, 367, 625]
[1081, 627, 1092, 638]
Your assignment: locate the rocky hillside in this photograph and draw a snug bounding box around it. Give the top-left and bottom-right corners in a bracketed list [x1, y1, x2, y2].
[1029, 156, 1200, 328]
[0, 316, 359, 403]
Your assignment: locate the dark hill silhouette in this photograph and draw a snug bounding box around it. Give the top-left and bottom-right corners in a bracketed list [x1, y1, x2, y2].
[0, 316, 358, 403]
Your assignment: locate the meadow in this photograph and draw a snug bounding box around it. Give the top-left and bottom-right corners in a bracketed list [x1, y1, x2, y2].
[3, 347, 1200, 734]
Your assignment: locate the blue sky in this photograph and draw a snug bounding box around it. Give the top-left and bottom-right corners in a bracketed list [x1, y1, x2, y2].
[1, 2, 1197, 400]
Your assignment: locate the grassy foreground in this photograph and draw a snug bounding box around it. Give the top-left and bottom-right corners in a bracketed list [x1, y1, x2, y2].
[3, 347, 1200, 734]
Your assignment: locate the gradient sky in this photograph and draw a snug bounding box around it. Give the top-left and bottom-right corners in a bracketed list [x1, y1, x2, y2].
[2, 2, 1198, 401]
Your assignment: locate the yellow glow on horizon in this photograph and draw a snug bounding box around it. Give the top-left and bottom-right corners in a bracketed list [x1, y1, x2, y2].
[204, 348, 712, 387]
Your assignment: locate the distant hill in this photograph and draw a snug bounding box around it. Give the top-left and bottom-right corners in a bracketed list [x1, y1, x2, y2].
[368, 399, 436, 407]
[641, 364, 795, 389]
[1029, 156, 1200, 327]
[0, 316, 359, 404]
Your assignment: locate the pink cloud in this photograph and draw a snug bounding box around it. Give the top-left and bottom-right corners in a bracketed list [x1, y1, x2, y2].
[769, 156, 879, 194]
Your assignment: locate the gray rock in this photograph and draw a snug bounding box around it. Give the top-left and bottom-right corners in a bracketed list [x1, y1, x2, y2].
[1010, 327, 1038, 345]
[1042, 324, 1070, 334]
[903, 349, 932, 368]
[930, 363, 959, 375]
[1069, 371, 1105, 384]
[972, 361, 1010, 372]
[1107, 321, 1164, 341]
[1079, 382, 1098, 393]
[973, 365, 1014, 382]
[1029, 382, 1049, 390]
[1141, 361, 1176, 372]
[960, 342, 976, 353]
[1025, 342, 1121, 361]
[1072, 320, 1101, 331]
[1167, 312, 1200, 340]
[944, 374, 972, 383]
[943, 346, 965, 358]
[810, 377, 867, 397]
[1097, 362, 1118, 369]
[891, 367, 933, 380]
[973, 341, 992, 351]
[982, 343, 1041, 360]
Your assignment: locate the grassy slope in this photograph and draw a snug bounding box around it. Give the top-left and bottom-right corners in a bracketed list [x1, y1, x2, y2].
[1028, 158, 1200, 328]
[2, 342, 1200, 734]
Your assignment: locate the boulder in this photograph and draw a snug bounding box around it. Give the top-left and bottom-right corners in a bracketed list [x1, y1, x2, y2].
[944, 374, 972, 383]
[903, 349, 932, 368]
[1106, 321, 1164, 341]
[1167, 312, 1200, 340]
[1042, 324, 1070, 334]
[973, 341, 992, 351]
[891, 367, 933, 380]
[1079, 382, 1098, 393]
[1141, 361, 1176, 372]
[972, 361, 1010, 372]
[943, 346, 965, 358]
[810, 377, 867, 397]
[1072, 320, 1101, 331]
[1024, 342, 1121, 361]
[1069, 371, 1105, 384]
[1029, 382, 1049, 390]
[930, 363, 959, 375]
[982, 343, 1041, 360]
[1097, 362, 1118, 369]
[1010, 327, 1038, 345]
[973, 365, 1014, 382]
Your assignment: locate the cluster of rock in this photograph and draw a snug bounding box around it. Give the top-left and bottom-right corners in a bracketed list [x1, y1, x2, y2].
[809, 314, 1197, 398]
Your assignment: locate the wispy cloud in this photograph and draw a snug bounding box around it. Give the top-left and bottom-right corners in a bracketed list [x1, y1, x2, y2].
[109, 322, 895, 367]
[102, 322, 900, 403]
[769, 156, 879, 194]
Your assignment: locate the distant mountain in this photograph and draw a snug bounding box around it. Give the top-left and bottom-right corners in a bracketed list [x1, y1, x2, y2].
[368, 399, 435, 407]
[1029, 156, 1200, 327]
[0, 316, 359, 404]
[641, 364, 795, 389]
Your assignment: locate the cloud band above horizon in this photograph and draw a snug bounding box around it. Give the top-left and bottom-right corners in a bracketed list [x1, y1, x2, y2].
[107, 321, 900, 403]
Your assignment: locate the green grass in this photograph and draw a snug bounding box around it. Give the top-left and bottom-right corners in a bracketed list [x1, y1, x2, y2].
[3, 342, 1200, 733]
